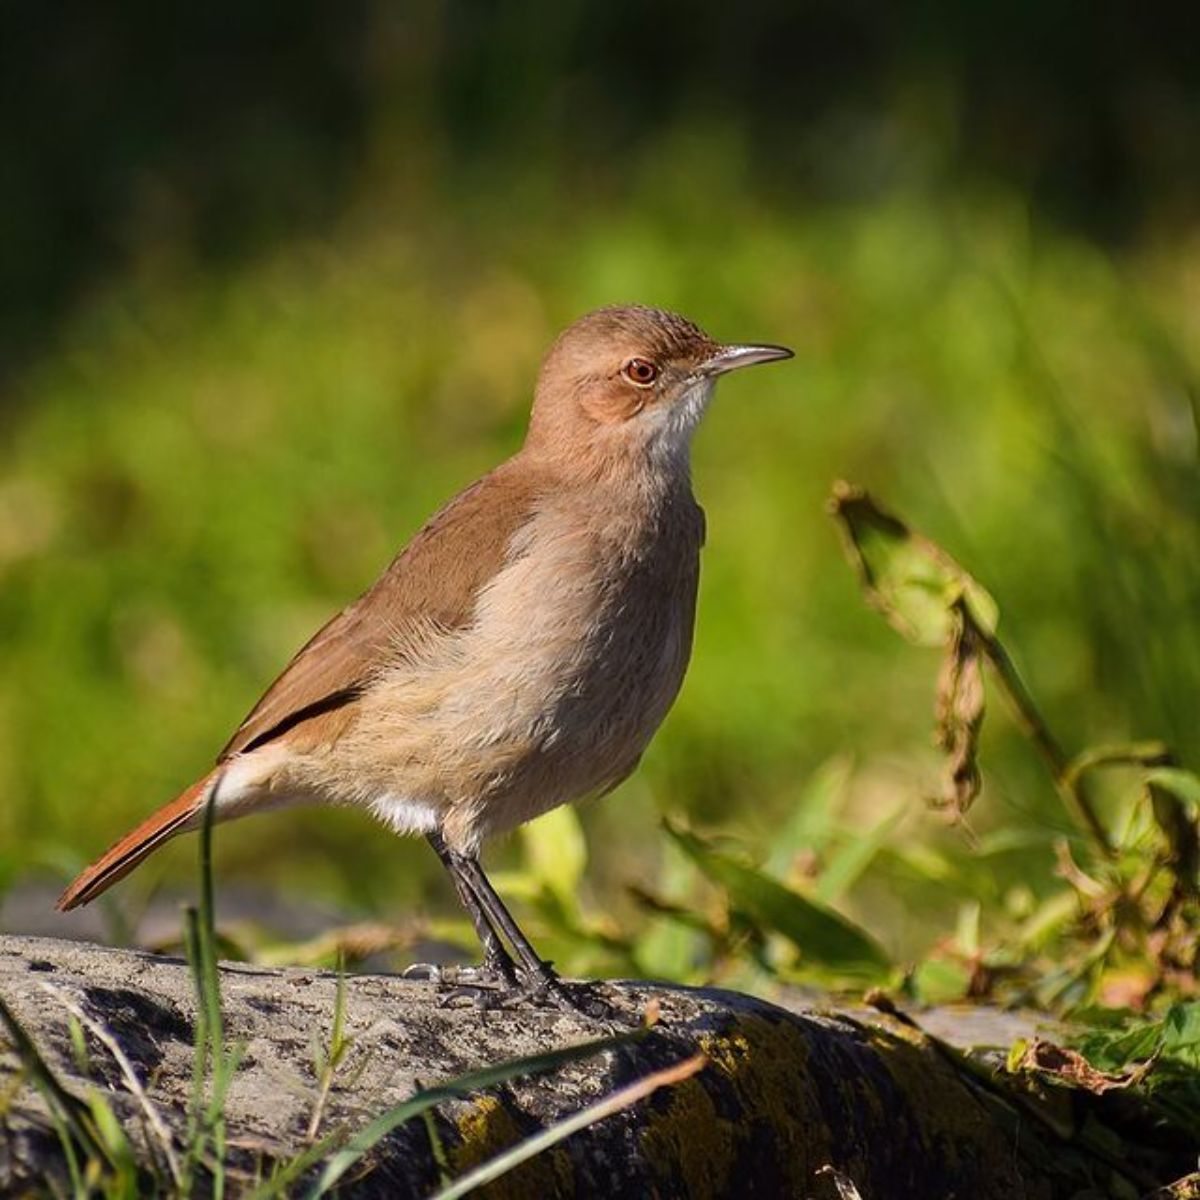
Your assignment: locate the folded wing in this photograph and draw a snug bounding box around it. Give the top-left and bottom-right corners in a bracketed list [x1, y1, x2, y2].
[220, 463, 542, 759]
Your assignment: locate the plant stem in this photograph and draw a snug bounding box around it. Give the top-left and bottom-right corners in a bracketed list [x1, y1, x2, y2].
[966, 608, 1114, 857]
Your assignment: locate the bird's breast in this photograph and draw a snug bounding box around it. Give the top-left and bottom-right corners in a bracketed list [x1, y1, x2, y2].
[462, 494, 702, 742]
[342, 488, 703, 840]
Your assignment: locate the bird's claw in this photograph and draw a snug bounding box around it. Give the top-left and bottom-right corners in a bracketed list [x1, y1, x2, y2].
[438, 984, 507, 1011]
[403, 960, 516, 987]
[404, 958, 616, 1021]
[534, 978, 617, 1021]
[401, 962, 445, 983]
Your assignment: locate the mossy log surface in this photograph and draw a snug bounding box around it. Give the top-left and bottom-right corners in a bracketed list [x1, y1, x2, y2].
[0, 935, 1189, 1198]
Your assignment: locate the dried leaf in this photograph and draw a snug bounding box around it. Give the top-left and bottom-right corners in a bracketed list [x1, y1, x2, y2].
[829, 483, 997, 819]
[932, 601, 986, 818]
[1015, 1038, 1156, 1094]
[1143, 1172, 1200, 1200]
[828, 481, 998, 647]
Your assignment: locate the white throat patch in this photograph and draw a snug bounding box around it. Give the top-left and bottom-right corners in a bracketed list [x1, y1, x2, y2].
[646, 377, 714, 466]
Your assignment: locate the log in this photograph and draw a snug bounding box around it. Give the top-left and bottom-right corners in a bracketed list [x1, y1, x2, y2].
[0, 935, 1190, 1198]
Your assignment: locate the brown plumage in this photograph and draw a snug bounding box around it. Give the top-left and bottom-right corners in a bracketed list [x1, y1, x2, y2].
[219, 467, 544, 760]
[58, 304, 791, 1006]
[59, 771, 218, 910]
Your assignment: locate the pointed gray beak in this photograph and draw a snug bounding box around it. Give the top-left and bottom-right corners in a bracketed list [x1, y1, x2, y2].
[700, 342, 794, 377]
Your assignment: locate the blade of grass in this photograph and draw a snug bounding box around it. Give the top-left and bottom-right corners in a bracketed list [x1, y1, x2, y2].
[38, 981, 183, 1190]
[195, 777, 224, 1071]
[181, 905, 208, 1189]
[764, 755, 854, 878]
[428, 1052, 707, 1200]
[0, 990, 112, 1172]
[84, 1088, 139, 1196]
[305, 959, 350, 1143]
[66, 1015, 90, 1078]
[181, 770, 243, 1199]
[814, 804, 905, 905]
[421, 1098, 453, 1189]
[54, 1112, 86, 1200]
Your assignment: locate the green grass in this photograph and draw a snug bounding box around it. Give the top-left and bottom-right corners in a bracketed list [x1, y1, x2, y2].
[1, 146, 1198, 991]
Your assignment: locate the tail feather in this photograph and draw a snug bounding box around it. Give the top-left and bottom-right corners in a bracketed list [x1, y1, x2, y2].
[57, 770, 218, 911]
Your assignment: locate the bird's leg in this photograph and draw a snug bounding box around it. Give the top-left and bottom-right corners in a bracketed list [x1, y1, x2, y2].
[429, 834, 607, 1018]
[452, 853, 614, 1019]
[424, 832, 518, 988]
[449, 851, 557, 987]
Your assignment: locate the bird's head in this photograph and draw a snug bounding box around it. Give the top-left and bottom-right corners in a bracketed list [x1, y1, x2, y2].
[526, 305, 792, 473]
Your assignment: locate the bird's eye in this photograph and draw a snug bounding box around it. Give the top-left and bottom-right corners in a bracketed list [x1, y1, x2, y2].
[622, 357, 659, 387]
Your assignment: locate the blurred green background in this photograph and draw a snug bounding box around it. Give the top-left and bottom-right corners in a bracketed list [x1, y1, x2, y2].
[2, 3, 1198, 991]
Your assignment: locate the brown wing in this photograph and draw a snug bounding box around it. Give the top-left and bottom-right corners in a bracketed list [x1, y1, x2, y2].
[219, 460, 542, 760]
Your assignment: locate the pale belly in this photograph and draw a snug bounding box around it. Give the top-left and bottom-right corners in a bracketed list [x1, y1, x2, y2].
[322, 501, 702, 849]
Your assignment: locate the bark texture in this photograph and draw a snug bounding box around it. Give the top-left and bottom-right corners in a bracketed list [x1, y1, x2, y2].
[0, 936, 1190, 1198]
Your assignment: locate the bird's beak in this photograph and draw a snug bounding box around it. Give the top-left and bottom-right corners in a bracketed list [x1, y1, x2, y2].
[699, 342, 794, 378]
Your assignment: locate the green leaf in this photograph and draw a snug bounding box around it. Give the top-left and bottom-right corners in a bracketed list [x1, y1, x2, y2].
[912, 958, 970, 1005]
[828, 482, 999, 647]
[1146, 767, 1200, 810]
[1016, 891, 1079, 952]
[1074, 1021, 1162, 1073]
[664, 822, 889, 973]
[954, 900, 982, 957]
[1162, 1002, 1200, 1065]
[519, 805, 587, 909]
[631, 839, 705, 981]
[765, 754, 854, 875]
[814, 804, 905, 905]
[1063, 741, 1172, 785]
[972, 828, 1055, 857]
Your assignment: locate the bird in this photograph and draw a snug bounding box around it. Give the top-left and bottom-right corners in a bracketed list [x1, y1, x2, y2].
[58, 304, 792, 1009]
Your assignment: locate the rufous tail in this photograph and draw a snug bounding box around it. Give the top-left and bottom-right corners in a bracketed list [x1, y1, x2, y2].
[57, 769, 219, 911]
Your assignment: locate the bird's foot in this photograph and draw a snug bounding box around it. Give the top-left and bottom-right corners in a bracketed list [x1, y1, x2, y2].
[532, 977, 617, 1022]
[402, 960, 516, 988]
[452, 962, 516, 986]
[404, 956, 616, 1021]
[436, 960, 524, 1009]
[494, 964, 617, 1022]
[437, 983, 507, 1011]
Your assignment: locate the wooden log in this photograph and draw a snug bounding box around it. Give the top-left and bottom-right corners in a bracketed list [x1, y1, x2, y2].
[0, 935, 1188, 1197]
